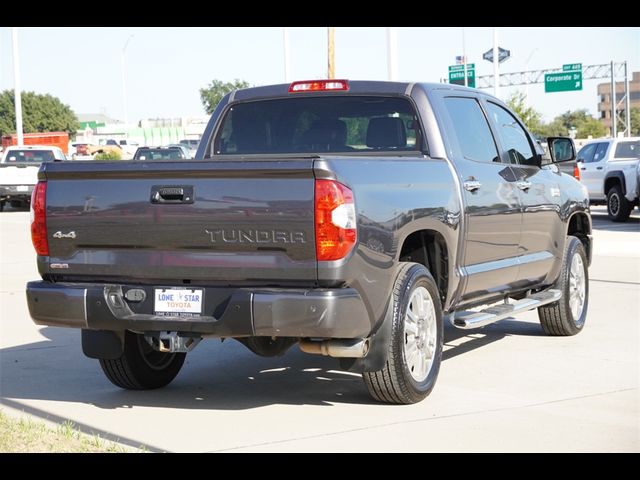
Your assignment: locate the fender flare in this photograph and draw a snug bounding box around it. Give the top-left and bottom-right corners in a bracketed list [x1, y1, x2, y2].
[604, 171, 626, 195]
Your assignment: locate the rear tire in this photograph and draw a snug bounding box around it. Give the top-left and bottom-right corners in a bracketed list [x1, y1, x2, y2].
[607, 185, 631, 222]
[99, 331, 186, 390]
[538, 236, 589, 336]
[363, 263, 443, 404]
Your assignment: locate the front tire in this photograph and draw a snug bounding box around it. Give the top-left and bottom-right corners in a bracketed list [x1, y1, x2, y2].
[538, 236, 589, 336]
[99, 331, 186, 390]
[363, 263, 443, 404]
[607, 185, 631, 222]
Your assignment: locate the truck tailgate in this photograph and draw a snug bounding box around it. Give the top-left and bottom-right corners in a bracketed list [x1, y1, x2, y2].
[41, 160, 317, 284]
[0, 163, 40, 185]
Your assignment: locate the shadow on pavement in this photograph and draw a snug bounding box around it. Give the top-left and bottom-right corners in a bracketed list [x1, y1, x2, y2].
[590, 207, 640, 233]
[1, 321, 545, 413]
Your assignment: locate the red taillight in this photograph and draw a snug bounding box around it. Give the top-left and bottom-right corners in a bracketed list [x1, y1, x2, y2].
[573, 164, 581, 180]
[315, 179, 357, 261]
[289, 79, 349, 93]
[30, 181, 48, 256]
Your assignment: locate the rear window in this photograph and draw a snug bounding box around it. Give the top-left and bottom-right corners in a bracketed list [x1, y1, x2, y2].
[213, 96, 422, 155]
[614, 141, 639, 159]
[4, 150, 55, 162]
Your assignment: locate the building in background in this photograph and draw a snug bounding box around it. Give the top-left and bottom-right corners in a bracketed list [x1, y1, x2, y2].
[75, 115, 208, 147]
[597, 71, 640, 136]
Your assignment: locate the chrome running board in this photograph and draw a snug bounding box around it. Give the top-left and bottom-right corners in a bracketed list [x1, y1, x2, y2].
[452, 289, 562, 330]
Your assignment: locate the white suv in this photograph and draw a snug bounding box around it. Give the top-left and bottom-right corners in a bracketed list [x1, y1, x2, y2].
[577, 137, 640, 222]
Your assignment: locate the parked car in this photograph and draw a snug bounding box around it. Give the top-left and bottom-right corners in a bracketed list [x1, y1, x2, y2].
[26, 80, 590, 404]
[110, 139, 140, 158]
[166, 144, 192, 159]
[0, 145, 65, 210]
[133, 146, 188, 160]
[576, 137, 640, 221]
[179, 138, 199, 157]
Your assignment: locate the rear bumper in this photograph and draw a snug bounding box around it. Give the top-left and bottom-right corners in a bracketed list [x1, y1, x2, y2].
[26, 281, 372, 338]
[0, 185, 33, 201]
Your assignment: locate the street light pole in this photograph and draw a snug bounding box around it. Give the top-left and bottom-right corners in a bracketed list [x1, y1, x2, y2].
[283, 27, 291, 82]
[121, 34, 134, 127]
[11, 27, 24, 146]
[492, 27, 499, 98]
[462, 28, 467, 87]
[387, 27, 398, 81]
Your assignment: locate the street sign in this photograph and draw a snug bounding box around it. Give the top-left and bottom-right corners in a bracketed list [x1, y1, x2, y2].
[545, 71, 583, 92]
[448, 64, 475, 88]
[563, 63, 582, 71]
[482, 47, 511, 64]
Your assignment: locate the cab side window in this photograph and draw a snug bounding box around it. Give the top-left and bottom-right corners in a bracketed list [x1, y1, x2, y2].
[577, 143, 597, 163]
[485, 102, 537, 166]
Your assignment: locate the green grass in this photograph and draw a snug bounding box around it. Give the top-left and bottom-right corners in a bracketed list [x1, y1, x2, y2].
[0, 410, 138, 453]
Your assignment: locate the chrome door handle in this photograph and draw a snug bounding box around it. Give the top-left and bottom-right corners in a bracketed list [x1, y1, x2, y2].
[516, 181, 532, 191]
[463, 180, 482, 192]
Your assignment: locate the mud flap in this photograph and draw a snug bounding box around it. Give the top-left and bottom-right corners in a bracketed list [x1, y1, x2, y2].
[81, 329, 124, 359]
[339, 296, 393, 373]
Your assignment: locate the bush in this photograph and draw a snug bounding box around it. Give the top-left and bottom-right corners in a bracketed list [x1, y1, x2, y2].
[93, 150, 121, 161]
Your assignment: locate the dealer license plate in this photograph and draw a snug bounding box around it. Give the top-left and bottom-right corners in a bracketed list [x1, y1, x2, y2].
[16, 185, 28, 192]
[154, 288, 203, 316]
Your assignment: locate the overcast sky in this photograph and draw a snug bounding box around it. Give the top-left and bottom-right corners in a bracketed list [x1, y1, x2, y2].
[0, 27, 638, 123]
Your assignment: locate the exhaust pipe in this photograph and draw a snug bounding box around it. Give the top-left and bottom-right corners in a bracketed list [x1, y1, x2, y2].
[299, 338, 370, 358]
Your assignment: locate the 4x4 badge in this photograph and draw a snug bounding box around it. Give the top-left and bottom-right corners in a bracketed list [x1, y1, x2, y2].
[53, 231, 77, 239]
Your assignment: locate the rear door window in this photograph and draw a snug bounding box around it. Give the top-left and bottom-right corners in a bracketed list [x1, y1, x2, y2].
[213, 96, 422, 155]
[443, 97, 500, 163]
[592, 142, 609, 162]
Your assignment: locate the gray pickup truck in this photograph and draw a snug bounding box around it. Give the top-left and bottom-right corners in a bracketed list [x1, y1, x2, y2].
[26, 80, 592, 404]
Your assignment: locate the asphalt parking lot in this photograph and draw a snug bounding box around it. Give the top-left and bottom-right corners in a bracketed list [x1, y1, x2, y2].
[0, 205, 638, 452]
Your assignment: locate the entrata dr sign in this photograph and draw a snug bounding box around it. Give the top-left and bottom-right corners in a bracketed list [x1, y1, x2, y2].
[448, 64, 476, 88]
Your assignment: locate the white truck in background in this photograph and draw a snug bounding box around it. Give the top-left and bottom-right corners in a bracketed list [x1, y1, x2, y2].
[0, 145, 66, 211]
[577, 137, 640, 222]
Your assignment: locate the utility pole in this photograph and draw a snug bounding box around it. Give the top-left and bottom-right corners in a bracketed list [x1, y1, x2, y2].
[462, 28, 467, 87]
[327, 27, 335, 79]
[610, 60, 617, 138]
[121, 34, 134, 126]
[492, 27, 499, 97]
[11, 27, 24, 146]
[387, 27, 398, 81]
[624, 60, 631, 137]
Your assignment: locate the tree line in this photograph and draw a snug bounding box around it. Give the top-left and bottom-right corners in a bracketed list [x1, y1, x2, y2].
[506, 90, 639, 139]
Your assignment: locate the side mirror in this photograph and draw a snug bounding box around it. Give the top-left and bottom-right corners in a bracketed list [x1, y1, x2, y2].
[547, 137, 576, 163]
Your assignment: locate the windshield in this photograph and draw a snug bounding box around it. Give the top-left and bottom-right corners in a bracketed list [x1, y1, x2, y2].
[135, 148, 185, 160]
[4, 150, 55, 162]
[614, 141, 640, 159]
[213, 96, 422, 155]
